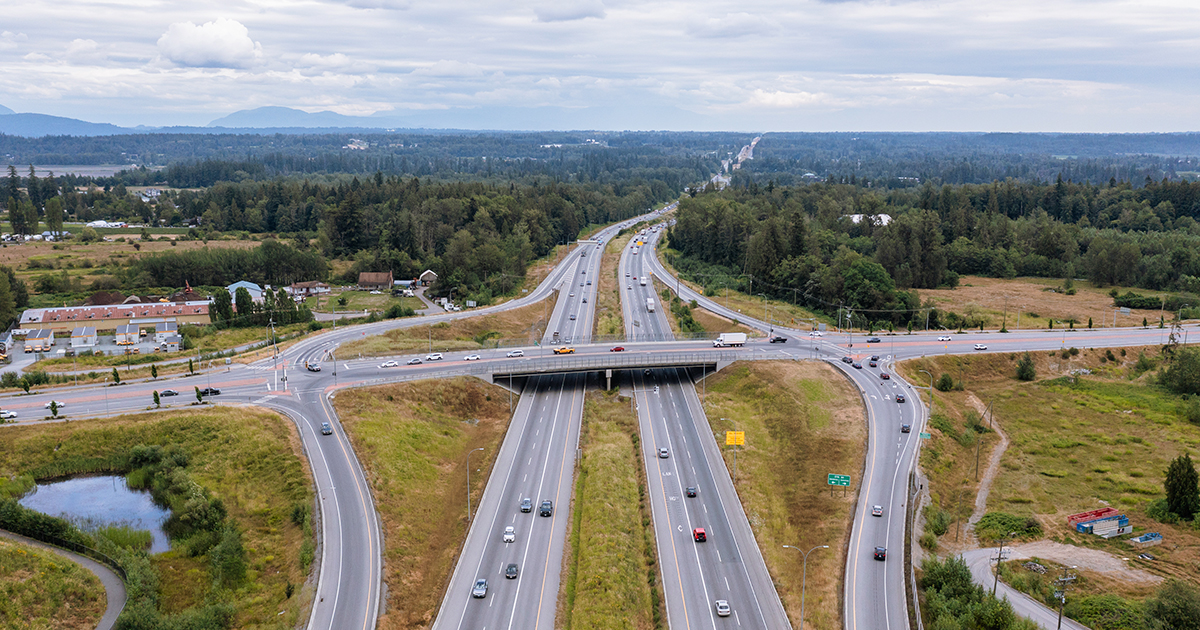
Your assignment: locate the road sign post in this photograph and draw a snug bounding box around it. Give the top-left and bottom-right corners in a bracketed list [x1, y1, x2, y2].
[726, 431, 745, 481]
[828, 473, 851, 496]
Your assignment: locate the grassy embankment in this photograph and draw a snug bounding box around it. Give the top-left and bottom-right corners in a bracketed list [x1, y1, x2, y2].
[302, 291, 423, 314]
[704, 361, 866, 630]
[561, 390, 662, 630]
[897, 345, 1200, 610]
[593, 231, 633, 338]
[331, 377, 514, 630]
[0, 408, 315, 628]
[0, 537, 106, 630]
[337, 298, 553, 358]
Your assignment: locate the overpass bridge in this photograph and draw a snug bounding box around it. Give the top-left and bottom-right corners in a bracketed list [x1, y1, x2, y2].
[485, 350, 741, 388]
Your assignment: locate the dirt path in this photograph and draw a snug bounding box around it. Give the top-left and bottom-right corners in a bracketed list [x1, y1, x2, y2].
[1008, 540, 1163, 584]
[964, 393, 1009, 545]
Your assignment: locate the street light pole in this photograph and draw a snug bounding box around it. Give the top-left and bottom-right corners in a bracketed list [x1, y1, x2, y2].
[783, 544, 829, 630]
[466, 447, 485, 522]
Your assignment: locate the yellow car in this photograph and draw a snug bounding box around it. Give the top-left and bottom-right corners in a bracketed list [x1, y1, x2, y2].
[554, 347, 576, 355]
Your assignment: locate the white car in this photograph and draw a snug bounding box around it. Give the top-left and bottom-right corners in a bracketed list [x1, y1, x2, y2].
[464, 354, 481, 361]
[426, 353, 443, 361]
[974, 343, 987, 350]
[44, 401, 65, 409]
[871, 505, 883, 517]
[808, 331, 823, 337]
[937, 336, 952, 342]
[715, 600, 731, 617]
[625, 272, 630, 277]
[503, 526, 516, 543]
[369, 290, 382, 294]
[658, 447, 669, 459]
[380, 360, 399, 368]
[506, 349, 525, 358]
[0, 410, 16, 419]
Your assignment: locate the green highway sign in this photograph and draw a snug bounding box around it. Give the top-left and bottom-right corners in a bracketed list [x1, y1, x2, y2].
[920, 432, 932, 439]
[827, 473, 851, 487]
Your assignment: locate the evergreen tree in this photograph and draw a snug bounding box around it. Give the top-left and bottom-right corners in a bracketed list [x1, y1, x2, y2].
[1164, 453, 1200, 520]
[1016, 352, 1036, 381]
[5, 165, 19, 208]
[44, 197, 64, 238]
[7, 197, 25, 236]
[0, 271, 16, 328]
[25, 166, 40, 210]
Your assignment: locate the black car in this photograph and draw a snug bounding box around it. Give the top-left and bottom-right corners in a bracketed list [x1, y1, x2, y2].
[896, 394, 906, 403]
[901, 423, 911, 433]
[871, 355, 880, 361]
[852, 363, 862, 369]
[867, 337, 881, 343]
[159, 389, 179, 397]
[505, 563, 519, 579]
[520, 498, 533, 513]
[199, 387, 221, 396]
[539, 500, 554, 517]
[841, 356, 854, 364]
[874, 546, 887, 561]
[868, 361, 877, 367]
[769, 336, 787, 343]
[685, 487, 697, 498]
[321, 422, 333, 435]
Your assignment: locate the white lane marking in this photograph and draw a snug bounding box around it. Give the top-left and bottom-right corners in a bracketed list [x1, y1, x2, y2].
[717, 550, 722, 562]
[725, 576, 730, 590]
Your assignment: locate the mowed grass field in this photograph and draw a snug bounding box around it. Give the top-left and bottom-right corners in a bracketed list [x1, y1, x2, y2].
[0, 537, 106, 630]
[0, 407, 316, 627]
[337, 299, 553, 358]
[703, 361, 866, 630]
[897, 346, 1200, 597]
[331, 377, 514, 630]
[561, 391, 661, 630]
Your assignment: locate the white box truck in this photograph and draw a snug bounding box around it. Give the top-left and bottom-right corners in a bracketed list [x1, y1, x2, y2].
[713, 332, 747, 347]
[639, 277, 647, 286]
[647, 298, 655, 313]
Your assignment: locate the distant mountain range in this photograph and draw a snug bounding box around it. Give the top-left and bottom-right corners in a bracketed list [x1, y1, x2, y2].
[0, 103, 708, 137]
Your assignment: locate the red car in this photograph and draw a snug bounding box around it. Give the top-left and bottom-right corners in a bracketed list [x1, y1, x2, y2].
[880, 373, 890, 380]
[610, 346, 625, 352]
[693, 528, 706, 543]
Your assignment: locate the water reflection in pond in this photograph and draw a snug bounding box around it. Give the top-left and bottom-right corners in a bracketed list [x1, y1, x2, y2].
[19, 475, 172, 553]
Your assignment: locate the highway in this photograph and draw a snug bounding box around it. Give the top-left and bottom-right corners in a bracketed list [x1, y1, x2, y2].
[624, 223, 792, 630]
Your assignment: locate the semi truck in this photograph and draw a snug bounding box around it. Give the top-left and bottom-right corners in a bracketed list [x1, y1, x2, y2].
[712, 332, 747, 347]
[647, 298, 655, 313]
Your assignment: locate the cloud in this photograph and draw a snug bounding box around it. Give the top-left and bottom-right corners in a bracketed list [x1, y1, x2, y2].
[535, 0, 605, 22]
[325, 0, 410, 8]
[686, 13, 779, 39]
[64, 39, 103, 62]
[0, 31, 27, 50]
[157, 18, 263, 68]
[412, 60, 485, 78]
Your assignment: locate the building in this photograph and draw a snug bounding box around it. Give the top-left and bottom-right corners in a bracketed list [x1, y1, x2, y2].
[115, 324, 140, 345]
[161, 334, 182, 352]
[285, 281, 332, 298]
[18, 301, 211, 335]
[27, 329, 54, 352]
[155, 322, 178, 343]
[419, 269, 438, 286]
[71, 326, 98, 348]
[358, 271, 393, 290]
[227, 281, 265, 304]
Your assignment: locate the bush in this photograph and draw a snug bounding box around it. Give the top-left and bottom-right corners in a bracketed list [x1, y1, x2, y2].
[936, 373, 955, 392]
[925, 505, 952, 536]
[975, 511, 1042, 542]
[1066, 594, 1143, 630]
[1016, 352, 1036, 381]
[1143, 579, 1200, 630]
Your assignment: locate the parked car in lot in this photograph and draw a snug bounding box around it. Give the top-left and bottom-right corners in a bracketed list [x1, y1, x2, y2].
[974, 343, 988, 350]
[874, 546, 887, 561]
[472, 578, 488, 598]
[406, 358, 422, 365]
[159, 389, 179, 397]
[321, 422, 333, 435]
[380, 360, 399, 368]
[507, 349, 525, 358]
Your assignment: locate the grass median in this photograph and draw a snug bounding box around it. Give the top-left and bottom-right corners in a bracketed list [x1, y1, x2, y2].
[337, 299, 553, 358]
[0, 536, 106, 630]
[593, 232, 633, 338]
[703, 361, 865, 630]
[561, 390, 662, 630]
[331, 376, 515, 630]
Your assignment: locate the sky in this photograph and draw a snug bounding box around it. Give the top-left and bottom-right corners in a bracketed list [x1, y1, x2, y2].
[1, 0, 1199, 131]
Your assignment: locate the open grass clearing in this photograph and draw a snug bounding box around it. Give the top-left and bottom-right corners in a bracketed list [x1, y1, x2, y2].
[331, 377, 514, 630]
[703, 361, 865, 630]
[303, 290, 422, 314]
[0, 536, 106, 630]
[561, 390, 661, 630]
[592, 231, 632, 338]
[896, 345, 1200, 596]
[337, 298, 553, 358]
[0, 407, 315, 628]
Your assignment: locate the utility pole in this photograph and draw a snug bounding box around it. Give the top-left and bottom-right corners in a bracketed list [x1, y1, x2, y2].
[466, 447, 484, 522]
[1054, 566, 1078, 630]
[992, 531, 1016, 596]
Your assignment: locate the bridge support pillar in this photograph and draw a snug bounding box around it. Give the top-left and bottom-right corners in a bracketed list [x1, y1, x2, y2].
[605, 369, 612, 391]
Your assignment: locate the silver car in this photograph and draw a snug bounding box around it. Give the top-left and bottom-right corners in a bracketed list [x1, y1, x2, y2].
[472, 578, 488, 598]
[715, 600, 731, 617]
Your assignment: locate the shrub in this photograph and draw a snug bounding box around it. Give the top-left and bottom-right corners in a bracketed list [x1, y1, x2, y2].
[1066, 594, 1143, 630]
[975, 511, 1041, 542]
[925, 505, 951, 536]
[1016, 352, 1036, 381]
[1143, 580, 1200, 630]
[936, 373, 955, 392]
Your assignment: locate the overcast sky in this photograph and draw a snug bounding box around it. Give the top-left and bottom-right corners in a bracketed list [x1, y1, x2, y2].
[1, 0, 1198, 131]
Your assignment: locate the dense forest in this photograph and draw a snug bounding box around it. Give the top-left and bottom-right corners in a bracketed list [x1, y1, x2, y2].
[667, 176, 1200, 329]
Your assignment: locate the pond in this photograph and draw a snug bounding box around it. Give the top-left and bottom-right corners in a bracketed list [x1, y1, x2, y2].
[19, 475, 172, 553]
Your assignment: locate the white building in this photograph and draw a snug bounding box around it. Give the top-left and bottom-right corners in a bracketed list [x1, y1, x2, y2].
[155, 322, 178, 343]
[71, 326, 98, 348]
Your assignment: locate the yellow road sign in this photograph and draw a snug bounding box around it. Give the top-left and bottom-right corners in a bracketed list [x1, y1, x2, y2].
[725, 431, 745, 446]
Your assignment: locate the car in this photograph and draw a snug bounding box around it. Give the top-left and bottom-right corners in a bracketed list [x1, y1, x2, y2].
[426, 353, 443, 361]
[715, 600, 731, 617]
[569, 292, 575, 298]
[658, 447, 669, 458]
[625, 272, 630, 277]
[693, 528, 706, 542]
[554, 347, 576, 355]
[874, 546, 887, 561]
[407, 358, 422, 365]
[901, 423, 911, 433]
[503, 526, 516, 543]
[586, 280, 591, 285]
[872, 505, 883, 517]
[505, 563, 519, 579]
[769, 336, 787, 343]
[579, 282, 584, 287]
[199, 388, 220, 396]
[643, 368, 653, 377]
[464, 354, 481, 361]
[569, 313, 576, 320]
[881, 373, 890, 380]
[0, 410, 16, 419]
[808, 330, 823, 337]
[841, 356, 854, 364]
[974, 343, 988, 350]
[869, 360, 877, 367]
[938, 335, 952, 342]
[321, 422, 333, 435]
[853, 363, 862, 369]
[871, 355, 880, 361]
[628, 285, 632, 289]
[540, 500, 554, 517]
[581, 269, 587, 274]
[632, 276, 637, 280]
[610, 346, 625, 352]
[520, 497, 533, 512]
[472, 578, 488, 598]
[582, 297, 587, 303]
[370, 290, 382, 294]
[507, 349, 525, 358]
[159, 389, 179, 397]
[685, 486, 697, 497]
[867, 337, 881, 343]
[306, 362, 321, 372]
[896, 394, 906, 403]
[380, 360, 399, 368]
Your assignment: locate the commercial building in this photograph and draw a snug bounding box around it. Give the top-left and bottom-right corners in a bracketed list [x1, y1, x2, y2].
[18, 301, 211, 335]
[70, 326, 98, 348]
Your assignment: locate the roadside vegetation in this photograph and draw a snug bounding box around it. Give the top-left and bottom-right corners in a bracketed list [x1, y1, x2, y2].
[331, 376, 514, 630]
[336, 298, 552, 358]
[0, 536, 106, 630]
[561, 390, 662, 630]
[702, 361, 865, 629]
[0, 407, 314, 630]
[592, 231, 633, 338]
[898, 342, 1200, 627]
